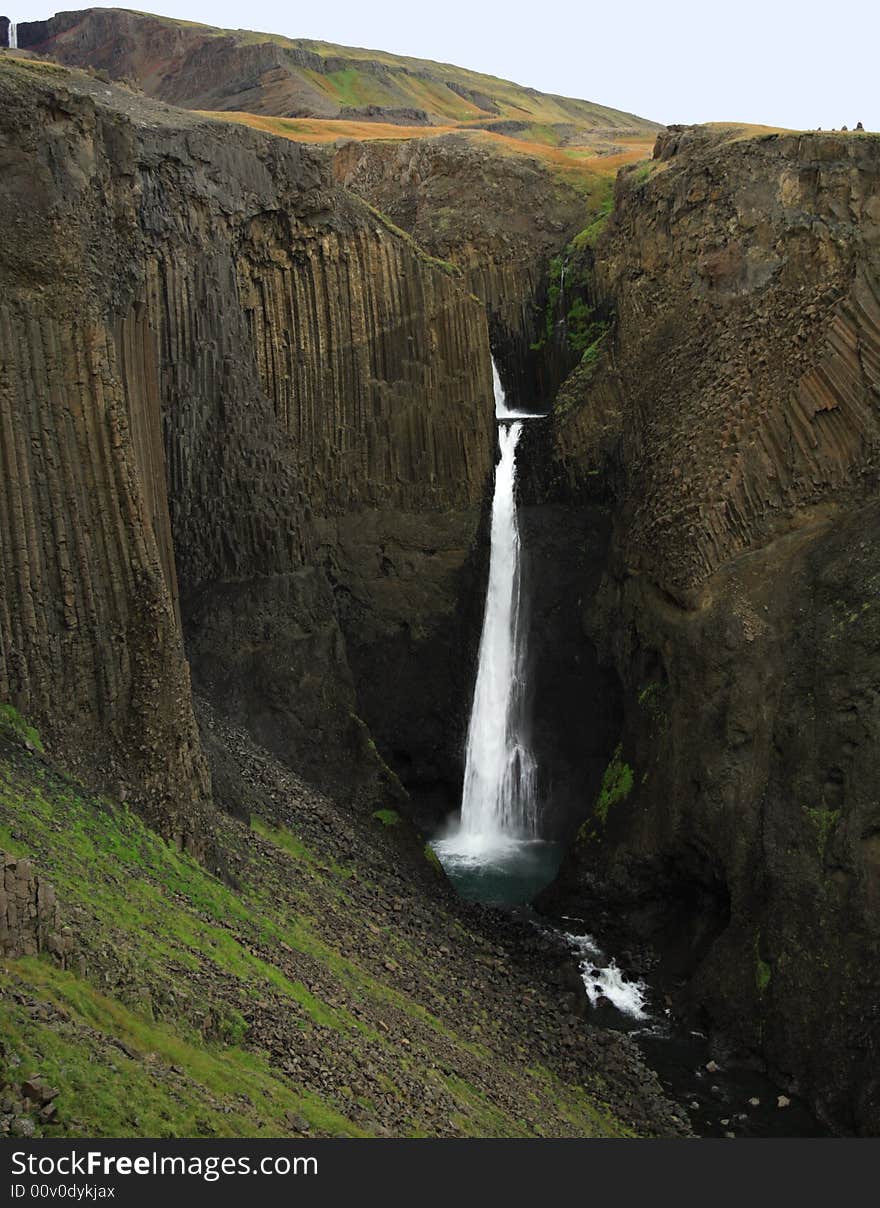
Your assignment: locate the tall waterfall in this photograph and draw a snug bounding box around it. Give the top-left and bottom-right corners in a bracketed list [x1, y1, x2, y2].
[431, 357, 559, 904]
[459, 414, 537, 841]
[7, 21, 16, 49]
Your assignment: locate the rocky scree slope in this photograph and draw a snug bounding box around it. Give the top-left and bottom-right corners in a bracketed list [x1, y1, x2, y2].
[0, 705, 687, 1139]
[0, 53, 495, 833]
[547, 123, 880, 1134]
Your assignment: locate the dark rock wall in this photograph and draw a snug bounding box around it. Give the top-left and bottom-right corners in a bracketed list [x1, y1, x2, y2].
[331, 136, 590, 409]
[0, 61, 494, 826]
[549, 127, 880, 1133]
[0, 68, 211, 845]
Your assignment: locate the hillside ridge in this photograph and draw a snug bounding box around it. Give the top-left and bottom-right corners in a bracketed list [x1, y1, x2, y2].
[4, 7, 660, 140]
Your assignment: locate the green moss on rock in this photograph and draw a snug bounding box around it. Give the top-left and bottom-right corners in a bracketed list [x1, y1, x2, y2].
[372, 808, 401, 827]
[423, 843, 443, 873]
[0, 703, 44, 753]
[594, 744, 634, 825]
[803, 805, 840, 862]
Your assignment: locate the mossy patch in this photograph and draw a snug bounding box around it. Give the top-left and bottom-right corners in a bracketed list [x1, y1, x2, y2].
[0, 703, 44, 753]
[570, 191, 614, 252]
[594, 744, 634, 825]
[803, 806, 841, 862]
[372, 808, 401, 828]
[423, 843, 443, 873]
[554, 326, 612, 417]
[530, 254, 564, 351]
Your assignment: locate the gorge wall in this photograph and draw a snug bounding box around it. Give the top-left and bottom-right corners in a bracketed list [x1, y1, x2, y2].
[6, 8, 643, 414]
[548, 125, 880, 1133]
[0, 56, 494, 834]
[330, 135, 590, 408]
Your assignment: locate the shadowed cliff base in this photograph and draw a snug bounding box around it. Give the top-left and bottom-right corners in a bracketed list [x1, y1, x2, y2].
[540, 122, 880, 1134]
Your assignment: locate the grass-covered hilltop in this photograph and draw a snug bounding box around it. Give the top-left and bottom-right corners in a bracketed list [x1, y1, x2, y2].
[10, 8, 659, 153]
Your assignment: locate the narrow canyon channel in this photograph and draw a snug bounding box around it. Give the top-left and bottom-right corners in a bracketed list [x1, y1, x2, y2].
[432, 359, 827, 1140]
[4, 17, 877, 1145]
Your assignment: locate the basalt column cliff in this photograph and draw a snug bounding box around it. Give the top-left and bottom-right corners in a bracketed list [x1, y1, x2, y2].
[0, 58, 493, 833]
[548, 125, 880, 1133]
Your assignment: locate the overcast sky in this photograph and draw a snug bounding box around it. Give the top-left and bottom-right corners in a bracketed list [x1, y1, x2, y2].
[12, 1, 879, 130]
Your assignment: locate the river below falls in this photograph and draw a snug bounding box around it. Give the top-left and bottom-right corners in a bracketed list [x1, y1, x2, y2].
[431, 833, 827, 1138]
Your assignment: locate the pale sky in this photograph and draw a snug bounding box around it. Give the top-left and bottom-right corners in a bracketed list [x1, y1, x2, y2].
[11, 0, 880, 131]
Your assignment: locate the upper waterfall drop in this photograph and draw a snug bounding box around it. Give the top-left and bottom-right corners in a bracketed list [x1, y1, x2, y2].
[492, 358, 513, 419]
[492, 356, 547, 420]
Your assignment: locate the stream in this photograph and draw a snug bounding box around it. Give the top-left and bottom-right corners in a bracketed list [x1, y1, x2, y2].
[435, 837, 826, 1138]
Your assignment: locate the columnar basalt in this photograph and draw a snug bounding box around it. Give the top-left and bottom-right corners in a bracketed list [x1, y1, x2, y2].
[0, 69, 211, 844]
[550, 126, 880, 1133]
[330, 136, 593, 407]
[0, 57, 494, 824]
[0, 851, 71, 965]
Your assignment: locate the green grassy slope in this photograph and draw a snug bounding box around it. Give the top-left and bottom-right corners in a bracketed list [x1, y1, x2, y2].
[32, 9, 659, 137]
[0, 707, 651, 1139]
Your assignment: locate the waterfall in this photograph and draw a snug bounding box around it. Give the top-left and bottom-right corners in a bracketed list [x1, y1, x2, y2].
[459, 413, 537, 842]
[431, 356, 558, 903]
[492, 358, 514, 419]
[7, 21, 16, 49]
[492, 355, 545, 421]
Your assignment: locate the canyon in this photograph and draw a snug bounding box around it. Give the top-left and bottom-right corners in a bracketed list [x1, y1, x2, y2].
[1, 9, 880, 1140]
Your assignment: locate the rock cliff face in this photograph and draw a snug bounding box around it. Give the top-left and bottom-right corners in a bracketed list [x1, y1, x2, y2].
[0, 851, 64, 962]
[331, 135, 590, 407]
[549, 125, 880, 1133]
[0, 57, 494, 828]
[13, 9, 657, 414]
[0, 63, 211, 845]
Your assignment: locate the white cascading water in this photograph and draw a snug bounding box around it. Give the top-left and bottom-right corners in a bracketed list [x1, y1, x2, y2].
[431, 357, 557, 901]
[458, 415, 537, 842]
[7, 21, 16, 49]
[492, 358, 540, 421]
